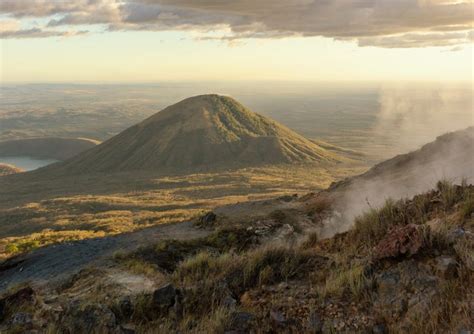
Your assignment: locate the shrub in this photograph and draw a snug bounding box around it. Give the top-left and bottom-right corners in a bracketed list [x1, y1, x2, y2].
[5, 243, 19, 254]
[173, 251, 237, 285]
[242, 246, 314, 289]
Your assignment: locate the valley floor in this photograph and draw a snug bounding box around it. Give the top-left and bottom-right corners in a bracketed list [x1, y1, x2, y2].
[0, 163, 366, 259]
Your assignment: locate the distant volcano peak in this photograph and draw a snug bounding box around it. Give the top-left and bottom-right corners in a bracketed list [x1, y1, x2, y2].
[50, 95, 344, 174]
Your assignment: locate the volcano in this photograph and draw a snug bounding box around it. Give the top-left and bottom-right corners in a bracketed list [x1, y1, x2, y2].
[50, 94, 343, 174]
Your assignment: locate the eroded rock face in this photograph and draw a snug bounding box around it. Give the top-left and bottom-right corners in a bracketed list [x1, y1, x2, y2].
[373, 224, 425, 260]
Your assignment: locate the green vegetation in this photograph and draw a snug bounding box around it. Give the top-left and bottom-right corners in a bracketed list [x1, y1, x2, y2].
[3, 230, 106, 256]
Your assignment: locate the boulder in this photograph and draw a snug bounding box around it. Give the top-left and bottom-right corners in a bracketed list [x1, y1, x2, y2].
[118, 296, 133, 319]
[152, 284, 178, 311]
[198, 212, 217, 226]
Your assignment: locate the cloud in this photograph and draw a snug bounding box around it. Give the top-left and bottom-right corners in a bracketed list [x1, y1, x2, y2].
[0, 19, 88, 39]
[0, 0, 473, 48]
[0, 28, 88, 39]
[357, 30, 474, 48]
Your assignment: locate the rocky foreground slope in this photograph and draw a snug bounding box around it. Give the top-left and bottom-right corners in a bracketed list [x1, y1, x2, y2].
[0, 181, 472, 333]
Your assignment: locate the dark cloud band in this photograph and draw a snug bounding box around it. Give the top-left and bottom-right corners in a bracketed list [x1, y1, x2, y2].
[0, 0, 472, 47]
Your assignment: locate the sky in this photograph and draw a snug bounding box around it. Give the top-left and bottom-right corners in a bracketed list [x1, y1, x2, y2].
[0, 0, 473, 83]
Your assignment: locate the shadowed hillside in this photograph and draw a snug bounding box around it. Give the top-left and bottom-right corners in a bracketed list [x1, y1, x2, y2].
[0, 137, 99, 161]
[321, 126, 474, 237]
[47, 95, 345, 174]
[330, 126, 474, 193]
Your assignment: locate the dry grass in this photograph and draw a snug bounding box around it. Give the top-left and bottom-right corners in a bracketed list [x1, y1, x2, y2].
[0, 163, 366, 258]
[319, 264, 371, 300]
[300, 231, 319, 249]
[173, 251, 236, 286]
[394, 277, 472, 334]
[350, 180, 471, 253]
[352, 199, 404, 248]
[1, 230, 106, 258]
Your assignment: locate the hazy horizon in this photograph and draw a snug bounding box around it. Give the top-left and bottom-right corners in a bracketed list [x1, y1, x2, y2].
[1, 81, 472, 162]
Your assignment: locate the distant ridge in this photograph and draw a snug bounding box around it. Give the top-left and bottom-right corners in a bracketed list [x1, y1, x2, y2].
[46, 94, 344, 174]
[0, 163, 23, 176]
[0, 137, 99, 161]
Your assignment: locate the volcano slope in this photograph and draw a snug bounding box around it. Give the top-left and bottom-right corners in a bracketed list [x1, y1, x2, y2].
[326, 126, 474, 231]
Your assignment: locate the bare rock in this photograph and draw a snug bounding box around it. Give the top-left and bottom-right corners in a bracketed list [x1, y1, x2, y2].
[372, 323, 387, 334]
[198, 211, 217, 227]
[152, 283, 178, 311]
[118, 296, 133, 319]
[222, 295, 237, 310]
[227, 311, 255, 332]
[270, 309, 286, 324]
[373, 224, 425, 260]
[10, 312, 33, 327]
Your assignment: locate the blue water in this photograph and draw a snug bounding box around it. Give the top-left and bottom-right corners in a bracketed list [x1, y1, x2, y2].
[0, 156, 58, 171]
